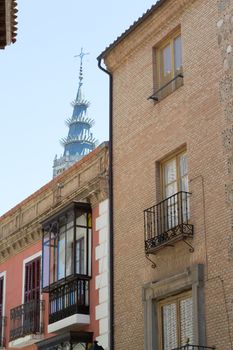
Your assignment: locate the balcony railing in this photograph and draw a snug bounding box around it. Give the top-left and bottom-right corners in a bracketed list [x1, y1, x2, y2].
[148, 73, 183, 102]
[172, 344, 215, 350]
[144, 191, 193, 253]
[49, 276, 90, 324]
[10, 300, 44, 341]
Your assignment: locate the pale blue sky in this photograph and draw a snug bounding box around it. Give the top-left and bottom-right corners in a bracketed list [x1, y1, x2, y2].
[0, 0, 155, 216]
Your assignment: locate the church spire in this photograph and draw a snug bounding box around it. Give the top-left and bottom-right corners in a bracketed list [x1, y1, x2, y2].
[75, 48, 89, 103]
[53, 49, 96, 178]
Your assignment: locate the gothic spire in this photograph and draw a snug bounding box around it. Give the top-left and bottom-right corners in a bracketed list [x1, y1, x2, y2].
[53, 49, 96, 178]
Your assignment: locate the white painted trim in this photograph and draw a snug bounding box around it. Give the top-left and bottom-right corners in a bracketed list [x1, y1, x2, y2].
[8, 334, 44, 348]
[21, 251, 42, 303]
[94, 199, 110, 350]
[48, 313, 90, 333]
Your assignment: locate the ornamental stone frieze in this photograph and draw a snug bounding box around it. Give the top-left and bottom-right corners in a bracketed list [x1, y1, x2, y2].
[0, 143, 109, 263]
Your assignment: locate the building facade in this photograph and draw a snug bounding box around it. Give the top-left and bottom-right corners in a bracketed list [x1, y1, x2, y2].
[0, 142, 109, 350]
[98, 0, 233, 349]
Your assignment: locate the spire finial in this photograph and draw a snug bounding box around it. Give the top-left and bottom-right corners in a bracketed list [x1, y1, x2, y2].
[74, 48, 89, 82]
[74, 48, 90, 102]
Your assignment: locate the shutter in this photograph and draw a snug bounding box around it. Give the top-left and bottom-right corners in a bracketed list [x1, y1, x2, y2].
[162, 302, 178, 350]
[24, 257, 40, 302]
[180, 297, 193, 345]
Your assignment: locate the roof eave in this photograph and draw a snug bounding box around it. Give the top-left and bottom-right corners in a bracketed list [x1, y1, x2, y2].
[97, 0, 167, 61]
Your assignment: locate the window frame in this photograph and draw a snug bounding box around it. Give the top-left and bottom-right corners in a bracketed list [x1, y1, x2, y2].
[24, 257, 41, 303]
[153, 27, 183, 100]
[143, 265, 206, 350]
[41, 202, 92, 292]
[160, 149, 188, 200]
[157, 290, 193, 350]
[22, 252, 42, 304]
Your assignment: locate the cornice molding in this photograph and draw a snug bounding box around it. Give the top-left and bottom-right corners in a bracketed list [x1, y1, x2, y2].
[104, 0, 196, 71]
[0, 146, 109, 262]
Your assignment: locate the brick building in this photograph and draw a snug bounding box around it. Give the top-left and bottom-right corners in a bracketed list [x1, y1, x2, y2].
[0, 142, 109, 350]
[98, 0, 233, 349]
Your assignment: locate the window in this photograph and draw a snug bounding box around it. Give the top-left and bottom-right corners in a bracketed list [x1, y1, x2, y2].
[154, 29, 183, 100]
[24, 257, 41, 303]
[42, 202, 92, 290]
[158, 291, 194, 350]
[161, 150, 188, 199]
[161, 150, 189, 230]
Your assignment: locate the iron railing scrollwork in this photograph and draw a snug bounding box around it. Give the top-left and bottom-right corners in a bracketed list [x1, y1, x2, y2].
[49, 276, 90, 324]
[10, 300, 44, 341]
[144, 191, 193, 253]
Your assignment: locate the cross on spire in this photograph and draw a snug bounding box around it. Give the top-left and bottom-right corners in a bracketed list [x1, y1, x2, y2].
[74, 47, 89, 66]
[74, 48, 90, 84]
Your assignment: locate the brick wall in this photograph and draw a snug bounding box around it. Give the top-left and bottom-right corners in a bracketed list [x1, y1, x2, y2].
[103, 0, 233, 349]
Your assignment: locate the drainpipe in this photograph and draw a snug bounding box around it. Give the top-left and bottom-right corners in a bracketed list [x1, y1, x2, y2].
[97, 57, 114, 350]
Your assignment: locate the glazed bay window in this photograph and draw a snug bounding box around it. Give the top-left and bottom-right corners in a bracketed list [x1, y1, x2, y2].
[149, 29, 183, 101]
[144, 150, 193, 253]
[158, 292, 194, 350]
[42, 202, 91, 329]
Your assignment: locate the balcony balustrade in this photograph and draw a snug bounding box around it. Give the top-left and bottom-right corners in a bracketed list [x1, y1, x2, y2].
[10, 300, 44, 341]
[49, 276, 90, 324]
[172, 344, 215, 350]
[144, 191, 193, 254]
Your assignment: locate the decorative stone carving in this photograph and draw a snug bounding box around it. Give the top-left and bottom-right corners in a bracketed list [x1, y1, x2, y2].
[222, 126, 233, 150]
[224, 100, 233, 121]
[219, 75, 233, 102]
[228, 233, 233, 259]
[217, 0, 231, 13]
[223, 52, 233, 71]
[227, 155, 233, 174]
[225, 182, 233, 204]
[230, 208, 233, 230]
[217, 15, 233, 58]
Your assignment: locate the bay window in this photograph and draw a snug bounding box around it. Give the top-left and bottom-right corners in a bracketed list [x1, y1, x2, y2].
[42, 202, 92, 291]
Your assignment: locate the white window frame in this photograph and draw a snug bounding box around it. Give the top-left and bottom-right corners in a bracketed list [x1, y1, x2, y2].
[22, 251, 42, 304]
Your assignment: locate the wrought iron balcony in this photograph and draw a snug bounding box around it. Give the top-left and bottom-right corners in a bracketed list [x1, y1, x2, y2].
[49, 276, 90, 324]
[9, 300, 44, 341]
[172, 344, 215, 350]
[148, 73, 183, 102]
[144, 191, 193, 254]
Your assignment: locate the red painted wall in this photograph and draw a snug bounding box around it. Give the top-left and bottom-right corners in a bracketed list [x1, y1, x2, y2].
[1, 203, 101, 349]
[1, 241, 41, 350]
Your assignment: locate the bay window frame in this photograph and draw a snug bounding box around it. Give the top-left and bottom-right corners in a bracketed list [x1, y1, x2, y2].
[42, 202, 92, 292]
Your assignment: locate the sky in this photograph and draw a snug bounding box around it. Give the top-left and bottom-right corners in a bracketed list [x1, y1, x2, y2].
[0, 0, 156, 216]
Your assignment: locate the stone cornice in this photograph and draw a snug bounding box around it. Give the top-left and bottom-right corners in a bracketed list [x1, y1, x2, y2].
[0, 143, 109, 262]
[104, 0, 196, 71]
